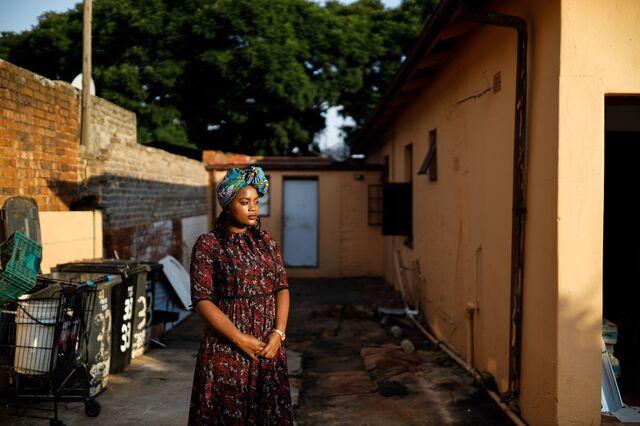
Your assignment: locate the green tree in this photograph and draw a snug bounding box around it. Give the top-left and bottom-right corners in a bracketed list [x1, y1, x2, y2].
[332, 0, 437, 135]
[0, 0, 436, 155]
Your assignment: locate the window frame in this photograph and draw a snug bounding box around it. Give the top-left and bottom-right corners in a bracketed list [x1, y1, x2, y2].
[368, 184, 383, 226]
[418, 129, 438, 181]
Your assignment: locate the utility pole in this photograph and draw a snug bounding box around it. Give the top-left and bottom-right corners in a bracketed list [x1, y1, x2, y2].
[81, 0, 92, 145]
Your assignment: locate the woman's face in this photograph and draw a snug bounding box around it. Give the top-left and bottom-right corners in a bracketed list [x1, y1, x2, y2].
[227, 185, 260, 228]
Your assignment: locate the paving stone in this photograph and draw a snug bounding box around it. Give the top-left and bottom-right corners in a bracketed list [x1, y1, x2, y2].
[287, 349, 303, 376]
[288, 278, 514, 426]
[306, 370, 375, 396]
[289, 377, 302, 407]
[360, 344, 421, 379]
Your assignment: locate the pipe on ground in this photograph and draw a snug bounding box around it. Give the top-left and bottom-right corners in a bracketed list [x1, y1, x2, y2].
[408, 314, 527, 426]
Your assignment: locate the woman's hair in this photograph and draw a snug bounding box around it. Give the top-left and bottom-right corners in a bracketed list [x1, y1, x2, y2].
[215, 207, 262, 240]
[214, 207, 276, 268]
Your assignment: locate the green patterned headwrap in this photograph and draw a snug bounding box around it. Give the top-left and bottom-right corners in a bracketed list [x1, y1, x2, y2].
[216, 166, 269, 208]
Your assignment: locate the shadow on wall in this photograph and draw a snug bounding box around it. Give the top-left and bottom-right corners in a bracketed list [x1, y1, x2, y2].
[554, 288, 603, 421]
[46, 175, 208, 263]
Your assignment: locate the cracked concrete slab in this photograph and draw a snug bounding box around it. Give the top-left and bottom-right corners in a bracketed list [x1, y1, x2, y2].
[288, 277, 514, 426]
[0, 277, 514, 425]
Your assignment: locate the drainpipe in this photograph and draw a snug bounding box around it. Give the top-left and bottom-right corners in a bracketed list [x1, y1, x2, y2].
[459, 0, 529, 402]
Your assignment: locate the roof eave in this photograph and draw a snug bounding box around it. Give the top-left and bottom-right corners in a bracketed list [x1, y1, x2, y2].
[352, 0, 460, 153]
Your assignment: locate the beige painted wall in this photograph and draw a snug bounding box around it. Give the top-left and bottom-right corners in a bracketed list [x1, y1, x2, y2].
[556, 1, 640, 424]
[512, 1, 562, 423]
[366, 1, 563, 424]
[369, 15, 519, 393]
[367, 0, 640, 423]
[39, 211, 103, 273]
[210, 169, 384, 278]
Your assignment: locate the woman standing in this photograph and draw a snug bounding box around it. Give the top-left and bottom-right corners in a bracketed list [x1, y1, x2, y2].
[189, 166, 293, 425]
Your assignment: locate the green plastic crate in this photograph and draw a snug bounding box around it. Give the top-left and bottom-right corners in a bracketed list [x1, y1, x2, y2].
[0, 232, 42, 304]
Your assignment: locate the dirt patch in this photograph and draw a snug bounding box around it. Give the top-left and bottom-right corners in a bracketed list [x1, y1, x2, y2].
[288, 278, 514, 426]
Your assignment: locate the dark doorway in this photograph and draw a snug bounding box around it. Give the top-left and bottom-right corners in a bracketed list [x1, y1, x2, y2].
[603, 95, 640, 406]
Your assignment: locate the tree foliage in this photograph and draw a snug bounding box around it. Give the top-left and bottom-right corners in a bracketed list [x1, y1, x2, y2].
[0, 0, 436, 155]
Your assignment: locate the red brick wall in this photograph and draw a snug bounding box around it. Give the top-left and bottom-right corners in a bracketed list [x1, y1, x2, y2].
[82, 97, 207, 261]
[105, 220, 179, 262]
[0, 59, 80, 211]
[0, 60, 208, 264]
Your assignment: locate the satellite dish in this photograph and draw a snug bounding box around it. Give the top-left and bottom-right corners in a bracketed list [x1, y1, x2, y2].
[71, 73, 96, 95]
[324, 143, 350, 162]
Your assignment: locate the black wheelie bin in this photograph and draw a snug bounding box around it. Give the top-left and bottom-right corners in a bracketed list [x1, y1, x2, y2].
[53, 260, 157, 373]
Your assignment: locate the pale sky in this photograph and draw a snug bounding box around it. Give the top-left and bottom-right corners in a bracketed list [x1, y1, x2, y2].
[0, 0, 82, 33]
[0, 0, 403, 33]
[0, 0, 403, 150]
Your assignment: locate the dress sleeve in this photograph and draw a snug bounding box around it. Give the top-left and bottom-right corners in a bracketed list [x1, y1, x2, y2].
[190, 233, 215, 308]
[264, 231, 289, 293]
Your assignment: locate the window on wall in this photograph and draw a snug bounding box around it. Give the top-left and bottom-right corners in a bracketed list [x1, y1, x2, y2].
[403, 144, 414, 248]
[260, 174, 271, 216]
[382, 154, 390, 183]
[377, 148, 413, 247]
[382, 183, 412, 238]
[418, 129, 437, 181]
[404, 143, 413, 182]
[368, 184, 383, 226]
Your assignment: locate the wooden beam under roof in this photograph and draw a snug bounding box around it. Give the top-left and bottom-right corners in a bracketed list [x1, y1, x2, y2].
[401, 75, 432, 93]
[390, 92, 419, 108]
[380, 21, 470, 125]
[353, 0, 460, 152]
[415, 51, 454, 71]
[439, 19, 481, 41]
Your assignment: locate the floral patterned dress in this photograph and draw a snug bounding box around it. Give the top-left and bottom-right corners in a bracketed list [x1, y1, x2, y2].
[188, 223, 293, 425]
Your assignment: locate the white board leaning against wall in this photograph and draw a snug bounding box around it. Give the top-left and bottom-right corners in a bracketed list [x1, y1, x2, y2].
[181, 215, 208, 270]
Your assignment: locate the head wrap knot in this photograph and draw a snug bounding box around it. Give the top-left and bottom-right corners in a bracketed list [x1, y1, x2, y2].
[216, 166, 269, 208]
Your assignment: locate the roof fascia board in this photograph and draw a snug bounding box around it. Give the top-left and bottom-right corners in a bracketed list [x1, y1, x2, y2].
[353, 0, 459, 152]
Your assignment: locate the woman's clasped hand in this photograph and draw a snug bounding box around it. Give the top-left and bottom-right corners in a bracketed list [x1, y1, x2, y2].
[257, 331, 283, 359]
[234, 331, 282, 360]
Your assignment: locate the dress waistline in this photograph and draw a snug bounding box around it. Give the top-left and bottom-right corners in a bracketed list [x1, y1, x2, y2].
[215, 290, 277, 301]
[215, 286, 288, 301]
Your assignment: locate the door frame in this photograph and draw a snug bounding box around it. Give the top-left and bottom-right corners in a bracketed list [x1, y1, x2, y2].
[281, 175, 320, 268]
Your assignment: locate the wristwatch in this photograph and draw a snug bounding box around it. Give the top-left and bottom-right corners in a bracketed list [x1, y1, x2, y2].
[272, 328, 286, 342]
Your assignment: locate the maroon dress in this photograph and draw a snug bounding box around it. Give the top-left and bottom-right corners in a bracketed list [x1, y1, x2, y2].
[188, 223, 293, 425]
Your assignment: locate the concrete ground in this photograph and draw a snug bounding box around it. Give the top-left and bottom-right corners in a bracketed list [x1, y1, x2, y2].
[0, 277, 513, 425]
[287, 277, 513, 426]
[0, 316, 201, 425]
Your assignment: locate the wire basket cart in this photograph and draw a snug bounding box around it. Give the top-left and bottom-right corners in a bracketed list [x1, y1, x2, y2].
[0, 275, 110, 426]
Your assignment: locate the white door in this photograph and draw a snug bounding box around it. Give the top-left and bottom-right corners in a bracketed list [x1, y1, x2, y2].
[282, 179, 318, 267]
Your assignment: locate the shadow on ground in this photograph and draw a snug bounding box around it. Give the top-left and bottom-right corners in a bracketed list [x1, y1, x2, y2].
[0, 277, 513, 425]
[288, 277, 514, 426]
